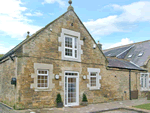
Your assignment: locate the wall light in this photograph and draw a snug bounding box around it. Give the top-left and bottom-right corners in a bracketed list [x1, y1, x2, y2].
[93, 44, 96, 49]
[55, 75, 59, 80]
[82, 75, 86, 80]
[83, 37, 86, 41]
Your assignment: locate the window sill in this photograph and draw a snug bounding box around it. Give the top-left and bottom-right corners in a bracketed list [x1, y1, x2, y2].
[35, 87, 51, 91]
[89, 87, 100, 90]
[140, 88, 150, 91]
[61, 58, 81, 62]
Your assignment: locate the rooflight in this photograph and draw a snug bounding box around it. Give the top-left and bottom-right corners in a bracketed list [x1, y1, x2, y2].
[128, 54, 132, 58]
[138, 52, 144, 57]
[107, 54, 111, 56]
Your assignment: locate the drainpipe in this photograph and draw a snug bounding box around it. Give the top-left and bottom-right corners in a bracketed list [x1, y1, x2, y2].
[129, 70, 131, 100]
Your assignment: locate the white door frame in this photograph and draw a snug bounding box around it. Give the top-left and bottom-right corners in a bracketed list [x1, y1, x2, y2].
[64, 71, 79, 107]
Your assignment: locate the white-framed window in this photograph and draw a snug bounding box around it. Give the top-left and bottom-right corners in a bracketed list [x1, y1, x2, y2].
[37, 70, 49, 88]
[64, 36, 78, 58]
[90, 72, 97, 87]
[87, 68, 101, 90]
[140, 73, 149, 90]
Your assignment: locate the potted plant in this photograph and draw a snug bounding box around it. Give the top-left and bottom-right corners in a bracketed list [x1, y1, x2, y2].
[81, 93, 88, 106]
[56, 93, 63, 108]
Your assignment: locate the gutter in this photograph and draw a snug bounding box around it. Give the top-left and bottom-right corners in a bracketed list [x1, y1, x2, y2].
[129, 70, 131, 100]
[0, 50, 15, 61]
[107, 66, 147, 72]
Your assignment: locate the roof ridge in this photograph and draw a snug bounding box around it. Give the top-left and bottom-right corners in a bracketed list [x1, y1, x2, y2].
[103, 39, 150, 52]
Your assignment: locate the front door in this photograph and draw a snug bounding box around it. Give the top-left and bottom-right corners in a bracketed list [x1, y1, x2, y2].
[64, 71, 79, 106]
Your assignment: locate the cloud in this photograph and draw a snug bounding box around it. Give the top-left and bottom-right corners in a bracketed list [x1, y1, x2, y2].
[49, 13, 54, 15]
[0, 0, 41, 40]
[0, 43, 15, 54]
[25, 12, 43, 16]
[103, 38, 134, 49]
[42, 0, 66, 7]
[84, 1, 150, 36]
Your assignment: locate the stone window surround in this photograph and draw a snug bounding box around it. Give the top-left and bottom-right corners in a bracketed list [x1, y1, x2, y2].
[87, 68, 101, 90]
[58, 28, 83, 62]
[30, 63, 55, 91]
[140, 73, 149, 91]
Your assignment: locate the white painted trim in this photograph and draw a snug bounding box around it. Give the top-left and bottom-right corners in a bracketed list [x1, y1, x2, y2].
[87, 68, 101, 90]
[140, 73, 149, 91]
[64, 35, 78, 59]
[130, 61, 140, 68]
[37, 70, 49, 89]
[58, 28, 83, 62]
[116, 45, 135, 58]
[64, 71, 79, 107]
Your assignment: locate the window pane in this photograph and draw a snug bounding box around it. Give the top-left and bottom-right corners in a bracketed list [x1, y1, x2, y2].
[75, 38, 77, 48]
[38, 80, 40, 83]
[91, 72, 97, 76]
[145, 76, 147, 87]
[141, 78, 143, 87]
[45, 84, 47, 87]
[75, 50, 77, 58]
[37, 70, 48, 88]
[90, 77, 96, 86]
[65, 37, 72, 48]
[65, 49, 72, 56]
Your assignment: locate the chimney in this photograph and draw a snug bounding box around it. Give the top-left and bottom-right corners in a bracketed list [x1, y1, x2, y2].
[26, 31, 30, 38]
[97, 41, 102, 50]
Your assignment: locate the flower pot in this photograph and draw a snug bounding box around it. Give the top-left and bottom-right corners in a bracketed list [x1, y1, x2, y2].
[81, 101, 88, 106]
[57, 102, 63, 108]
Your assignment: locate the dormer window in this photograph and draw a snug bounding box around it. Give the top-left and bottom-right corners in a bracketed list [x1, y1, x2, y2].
[128, 54, 132, 58]
[138, 52, 144, 57]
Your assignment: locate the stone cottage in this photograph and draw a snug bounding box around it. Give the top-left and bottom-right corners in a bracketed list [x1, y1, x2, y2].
[0, 0, 148, 109]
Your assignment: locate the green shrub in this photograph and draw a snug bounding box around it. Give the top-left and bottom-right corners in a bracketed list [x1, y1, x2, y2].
[82, 93, 88, 102]
[56, 93, 62, 103]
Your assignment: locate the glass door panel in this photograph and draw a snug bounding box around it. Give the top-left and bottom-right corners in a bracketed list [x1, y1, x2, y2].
[64, 72, 78, 106]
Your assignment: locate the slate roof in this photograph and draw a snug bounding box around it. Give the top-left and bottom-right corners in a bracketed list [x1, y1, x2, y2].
[104, 45, 132, 57]
[107, 57, 146, 71]
[103, 40, 150, 67]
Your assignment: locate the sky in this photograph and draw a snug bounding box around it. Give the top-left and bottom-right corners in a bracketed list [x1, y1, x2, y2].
[0, 0, 150, 54]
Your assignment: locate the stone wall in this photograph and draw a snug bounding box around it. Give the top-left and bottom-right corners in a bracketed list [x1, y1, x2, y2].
[15, 56, 142, 109]
[0, 57, 17, 108]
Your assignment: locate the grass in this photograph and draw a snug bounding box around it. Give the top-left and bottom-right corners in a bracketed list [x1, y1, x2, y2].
[0, 54, 3, 58]
[134, 103, 150, 110]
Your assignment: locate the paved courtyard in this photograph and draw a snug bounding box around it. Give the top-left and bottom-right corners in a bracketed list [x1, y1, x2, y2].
[1, 98, 150, 113]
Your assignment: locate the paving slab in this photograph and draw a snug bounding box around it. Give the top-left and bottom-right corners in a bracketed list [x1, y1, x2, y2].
[1, 98, 150, 113]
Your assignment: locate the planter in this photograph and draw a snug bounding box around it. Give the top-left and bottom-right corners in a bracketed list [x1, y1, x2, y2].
[147, 92, 150, 100]
[57, 102, 63, 108]
[81, 101, 88, 106]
